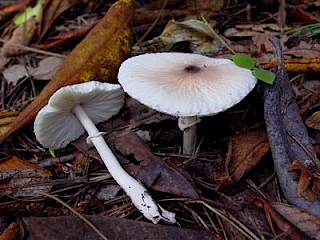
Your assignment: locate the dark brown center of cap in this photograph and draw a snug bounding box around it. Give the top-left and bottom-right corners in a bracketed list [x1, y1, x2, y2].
[184, 65, 201, 73]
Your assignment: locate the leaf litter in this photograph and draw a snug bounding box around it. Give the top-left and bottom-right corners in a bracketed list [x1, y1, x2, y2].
[0, 0, 320, 239]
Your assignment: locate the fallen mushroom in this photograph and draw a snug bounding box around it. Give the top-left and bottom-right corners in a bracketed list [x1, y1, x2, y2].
[34, 81, 176, 224]
[118, 52, 257, 154]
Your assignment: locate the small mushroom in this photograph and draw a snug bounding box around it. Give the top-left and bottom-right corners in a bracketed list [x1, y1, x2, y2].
[118, 52, 257, 154]
[34, 81, 176, 224]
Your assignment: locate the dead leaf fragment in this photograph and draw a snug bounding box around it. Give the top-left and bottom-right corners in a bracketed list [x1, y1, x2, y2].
[0, 0, 135, 144]
[288, 6, 320, 24]
[114, 132, 200, 199]
[0, 177, 52, 197]
[2, 57, 64, 85]
[288, 160, 320, 201]
[194, 0, 224, 11]
[2, 64, 29, 85]
[38, 0, 83, 41]
[38, 22, 96, 50]
[252, 32, 277, 53]
[216, 128, 270, 189]
[261, 57, 320, 73]
[0, 155, 52, 197]
[0, 112, 19, 134]
[0, 18, 37, 70]
[305, 111, 320, 130]
[224, 23, 289, 37]
[248, 196, 310, 240]
[95, 185, 121, 201]
[22, 215, 216, 240]
[33, 56, 65, 79]
[0, 222, 20, 240]
[0, 155, 51, 177]
[158, 18, 223, 53]
[273, 202, 320, 240]
[0, 0, 35, 22]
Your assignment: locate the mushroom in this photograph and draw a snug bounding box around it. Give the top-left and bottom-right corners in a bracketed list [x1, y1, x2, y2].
[118, 52, 257, 154]
[34, 81, 176, 224]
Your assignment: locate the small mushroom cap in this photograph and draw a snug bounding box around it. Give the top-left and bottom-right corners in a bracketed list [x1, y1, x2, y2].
[118, 52, 257, 117]
[34, 81, 124, 149]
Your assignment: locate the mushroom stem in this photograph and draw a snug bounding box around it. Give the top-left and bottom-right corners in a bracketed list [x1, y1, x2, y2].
[72, 104, 176, 224]
[183, 124, 197, 155]
[178, 116, 201, 155]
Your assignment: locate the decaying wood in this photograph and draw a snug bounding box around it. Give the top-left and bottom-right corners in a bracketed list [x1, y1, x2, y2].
[263, 37, 320, 217]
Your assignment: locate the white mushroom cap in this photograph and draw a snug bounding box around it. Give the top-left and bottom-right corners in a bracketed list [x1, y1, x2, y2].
[34, 81, 124, 149]
[118, 52, 257, 117]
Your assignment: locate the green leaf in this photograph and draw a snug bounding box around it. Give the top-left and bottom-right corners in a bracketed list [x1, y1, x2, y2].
[252, 67, 276, 84]
[163, 43, 174, 51]
[14, 0, 45, 26]
[232, 54, 255, 70]
[49, 148, 56, 158]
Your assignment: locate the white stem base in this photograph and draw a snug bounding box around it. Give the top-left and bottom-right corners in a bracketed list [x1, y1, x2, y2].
[178, 116, 201, 155]
[73, 105, 176, 224]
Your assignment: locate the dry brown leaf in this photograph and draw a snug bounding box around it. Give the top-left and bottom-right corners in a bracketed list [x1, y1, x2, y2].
[0, 0, 135, 144]
[2, 57, 64, 85]
[114, 132, 200, 199]
[248, 196, 310, 240]
[0, 155, 52, 177]
[0, 177, 52, 197]
[0, 17, 37, 70]
[38, 22, 96, 50]
[72, 153, 89, 174]
[158, 18, 223, 54]
[216, 128, 270, 189]
[273, 202, 320, 240]
[22, 215, 216, 240]
[0, 0, 35, 22]
[38, 0, 83, 41]
[0, 155, 52, 197]
[252, 32, 277, 53]
[0, 222, 20, 240]
[288, 160, 320, 201]
[191, 0, 224, 11]
[284, 41, 320, 59]
[95, 185, 121, 201]
[288, 6, 320, 24]
[224, 23, 289, 37]
[305, 111, 320, 130]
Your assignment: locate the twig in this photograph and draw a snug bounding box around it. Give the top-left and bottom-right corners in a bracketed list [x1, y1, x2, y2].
[38, 154, 76, 168]
[200, 15, 236, 55]
[0, 38, 67, 58]
[38, 192, 109, 240]
[190, 200, 260, 240]
[0, 78, 5, 111]
[180, 203, 209, 230]
[137, 0, 168, 44]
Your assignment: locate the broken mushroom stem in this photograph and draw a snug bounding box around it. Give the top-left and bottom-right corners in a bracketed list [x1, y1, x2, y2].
[178, 116, 201, 155]
[72, 104, 176, 224]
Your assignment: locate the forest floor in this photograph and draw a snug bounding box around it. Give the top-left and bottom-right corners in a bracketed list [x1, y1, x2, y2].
[0, 0, 320, 239]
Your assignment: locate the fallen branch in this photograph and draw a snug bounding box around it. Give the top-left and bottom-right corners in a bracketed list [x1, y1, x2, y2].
[263, 37, 320, 217]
